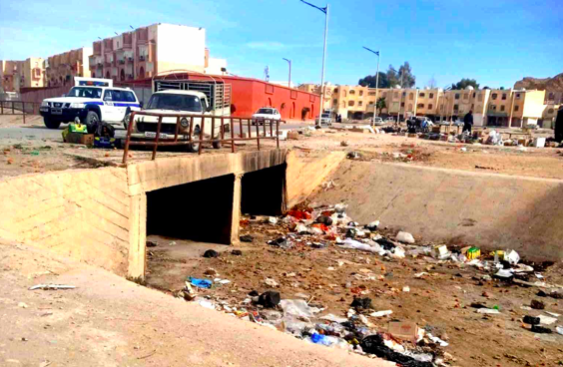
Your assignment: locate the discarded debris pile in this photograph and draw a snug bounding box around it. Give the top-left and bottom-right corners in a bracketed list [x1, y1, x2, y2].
[161, 202, 563, 365]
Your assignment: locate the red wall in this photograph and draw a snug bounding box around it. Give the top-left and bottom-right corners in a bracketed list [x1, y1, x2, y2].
[222, 76, 319, 121]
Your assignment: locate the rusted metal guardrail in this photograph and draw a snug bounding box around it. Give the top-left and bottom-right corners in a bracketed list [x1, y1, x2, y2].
[0, 100, 41, 124]
[122, 111, 282, 164]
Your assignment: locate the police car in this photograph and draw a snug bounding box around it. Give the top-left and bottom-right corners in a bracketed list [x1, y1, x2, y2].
[39, 77, 141, 131]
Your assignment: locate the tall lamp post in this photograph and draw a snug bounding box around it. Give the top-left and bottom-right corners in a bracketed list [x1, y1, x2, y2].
[282, 58, 292, 88]
[300, 0, 329, 114]
[363, 46, 380, 124]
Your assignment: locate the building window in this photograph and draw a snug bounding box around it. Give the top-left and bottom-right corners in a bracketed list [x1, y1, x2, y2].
[429, 93, 434, 98]
[368, 91, 375, 96]
[516, 93, 521, 99]
[500, 105, 505, 112]
[409, 93, 413, 100]
[489, 105, 496, 111]
[455, 93, 460, 100]
[358, 101, 363, 106]
[369, 101, 374, 105]
[348, 101, 355, 107]
[359, 91, 363, 96]
[514, 105, 519, 112]
[333, 88, 338, 93]
[394, 92, 399, 98]
[417, 103, 424, 108]
[428, 104, 433, 109]
[491, 93, 497, 100]
[478, 94, 483, 102]
[349, 90, 355, 95]
[401, 102, 405, 107]
[502, 94, 507, 100]
[454, 104, 459, 111]
[419, 92, 425, 97]
[463, 93, 468, 99]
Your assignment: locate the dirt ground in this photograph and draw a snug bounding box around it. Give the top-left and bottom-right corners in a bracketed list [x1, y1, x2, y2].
[0, 240, 394, 367]
[145, 219, 563, 367]
[0, 114, 44, 128]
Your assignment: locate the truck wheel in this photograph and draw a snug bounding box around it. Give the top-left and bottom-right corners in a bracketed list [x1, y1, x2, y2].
[44, 117, 61, 129]
[187, 125, 201, 153]
[85, 110, 100, 134]
[123, 108, 131, 129]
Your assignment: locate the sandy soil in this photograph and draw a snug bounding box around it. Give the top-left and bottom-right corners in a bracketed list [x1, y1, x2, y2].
[0, 240, 393, 367]
[145, 221, 563, 367]
[0, 114, 44, 128]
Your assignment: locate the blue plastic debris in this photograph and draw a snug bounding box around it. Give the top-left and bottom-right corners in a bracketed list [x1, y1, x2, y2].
[188, 277, 213, 289]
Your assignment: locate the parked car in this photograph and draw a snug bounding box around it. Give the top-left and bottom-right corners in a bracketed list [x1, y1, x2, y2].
[252, 107, 281, 125]
[386, 117, 396, 123]
[131, 90, 222, 152]
[39, 77, 141, 131]
[315, 112, 333, 126]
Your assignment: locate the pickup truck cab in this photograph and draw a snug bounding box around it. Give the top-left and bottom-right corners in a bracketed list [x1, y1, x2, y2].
[132, 90, 221, 151]
[315, 112, 333, 126]
[39, 78, 141, 131]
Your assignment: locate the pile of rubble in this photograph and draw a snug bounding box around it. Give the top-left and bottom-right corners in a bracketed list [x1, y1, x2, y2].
[175, 203, 563, 366]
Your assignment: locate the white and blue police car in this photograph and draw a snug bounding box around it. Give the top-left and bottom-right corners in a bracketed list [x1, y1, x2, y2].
[39, 77, 141, 131]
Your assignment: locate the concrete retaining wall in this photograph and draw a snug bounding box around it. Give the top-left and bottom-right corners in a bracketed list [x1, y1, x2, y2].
[312, 161, 563, 261]
[286, 150, 346, 209]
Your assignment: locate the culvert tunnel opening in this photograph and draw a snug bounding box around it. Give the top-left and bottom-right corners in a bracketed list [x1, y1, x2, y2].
[241, 164, 287, 216]
[147, 174, 236, 245]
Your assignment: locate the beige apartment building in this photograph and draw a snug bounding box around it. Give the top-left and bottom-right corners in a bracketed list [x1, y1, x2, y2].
[1, 58, 45, 93]
[45, 47, 92, 87]
[89, 23, 227, 82]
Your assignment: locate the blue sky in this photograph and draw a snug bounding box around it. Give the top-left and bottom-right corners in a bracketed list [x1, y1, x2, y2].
[1, 0, 561, 88]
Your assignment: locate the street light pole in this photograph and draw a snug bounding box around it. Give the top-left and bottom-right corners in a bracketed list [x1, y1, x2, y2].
[300, 0, 329, 116]
[283, 58, 292, 88]
[363, 47, 380, 124]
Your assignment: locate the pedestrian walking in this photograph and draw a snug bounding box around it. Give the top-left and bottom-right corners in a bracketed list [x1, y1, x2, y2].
[463, 110, 474, 134]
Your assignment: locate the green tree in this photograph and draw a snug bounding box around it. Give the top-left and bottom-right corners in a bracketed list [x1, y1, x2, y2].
[398, 62, 416, 88]
[451, 78, 479, 90]
[358, 72, 390, 88]
[387, 66, 399, 87]
[376, 97, 387, 115]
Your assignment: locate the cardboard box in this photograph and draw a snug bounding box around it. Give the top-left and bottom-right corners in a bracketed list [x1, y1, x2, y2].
[64, 132, 94, 146]
[466, 247, 481, 260]
[388, 321, 419, 343]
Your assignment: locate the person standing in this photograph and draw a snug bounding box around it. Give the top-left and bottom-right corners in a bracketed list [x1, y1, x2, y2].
[463, 110, 474, 134]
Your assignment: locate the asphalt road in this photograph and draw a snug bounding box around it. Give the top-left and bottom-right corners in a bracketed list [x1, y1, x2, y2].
[0, 121, 313, 143]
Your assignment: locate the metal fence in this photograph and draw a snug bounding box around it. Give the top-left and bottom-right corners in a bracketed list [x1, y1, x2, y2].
[0, 100, 42, 123]
[122, 112, 281, 163]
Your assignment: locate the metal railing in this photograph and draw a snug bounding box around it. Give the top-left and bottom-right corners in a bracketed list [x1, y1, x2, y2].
[122, 112, 282, 164]
[0, 100, 41, 123]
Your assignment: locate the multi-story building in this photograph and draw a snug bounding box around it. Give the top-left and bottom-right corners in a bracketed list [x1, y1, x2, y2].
[46, 47, 92, 87]
[1, 58, 45, 93]
[89, 23, 226, 82]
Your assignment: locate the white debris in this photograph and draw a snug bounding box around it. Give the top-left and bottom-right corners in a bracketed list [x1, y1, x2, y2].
[427, 333, 449, 347]
[29, 284, 76, 290]
[370, 310, 393, 317]
[557, 326, 563, 335]
[538, 315, 558, 325]
[268, 217, 279, 225]
[18, 302, 28, 308]
[396, 231, 415, 244]
[504, 250, 520, 265]
[403, 286, 410, 293]
[320, 314, 348, 323]
[264, 278, 279, 287]
[477, 308, 500, 314]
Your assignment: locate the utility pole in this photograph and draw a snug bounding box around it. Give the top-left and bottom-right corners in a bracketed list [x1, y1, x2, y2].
[300, 0, 329, 116]
[283, 58, 292, 88]
[363, 47, 380, 125]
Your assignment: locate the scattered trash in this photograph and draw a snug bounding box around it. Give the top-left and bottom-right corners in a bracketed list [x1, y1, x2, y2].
[169, 241, 177, 246]
[257, 291, 281, 308]
[146, 240, 158, 247]
[239, 235, 253, 243]
[396, 231, 415, 244]
[231, 249, 243, 256]
[29, 284, 76, 290]
[477, 308, 500, 314]
[370, 310, 393, 317]
[189, 277, 213, 289]
[531, 299, 545, 310]
[403, 286, 410, 292]
[388, 321, 420, 342]
[280, 299, 320, 318]
[351, 297, 372, 310]
[203, 249, 219, 258]
[361, 334, 433, 367]
[523, 315, 540, 325]
[531, 325, 552, 334]
[347, 151, 361, 159]
[504, 250, 520, 265]
[538, 315, 558, 325]
[556, 326, 563, 335]
[267, 217, 278, 225]
[18, 302, 28, 308]
[264, 278, 279, 287]
[427, 333, 449, 347]
[432, 245, 451, 260]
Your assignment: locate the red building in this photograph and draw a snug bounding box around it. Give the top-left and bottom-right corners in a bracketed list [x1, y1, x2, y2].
[215, 75, 320, 121]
